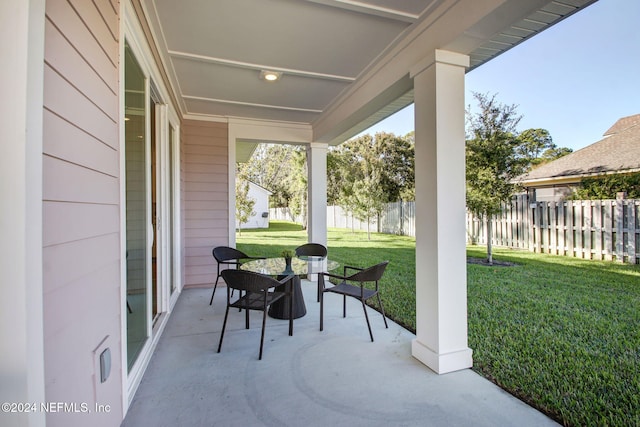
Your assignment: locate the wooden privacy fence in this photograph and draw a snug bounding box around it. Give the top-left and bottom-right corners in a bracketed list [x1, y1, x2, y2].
[469, 195, 640, 264]
[270, 196, 640, 264]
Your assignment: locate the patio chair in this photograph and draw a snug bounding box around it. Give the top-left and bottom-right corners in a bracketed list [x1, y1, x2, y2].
[217, 269, 295, 360]
[210, 246, 264, 305]
[294, 243, 327, 259]
[295, 243, 328, 292]
[319, 261, 389, 342]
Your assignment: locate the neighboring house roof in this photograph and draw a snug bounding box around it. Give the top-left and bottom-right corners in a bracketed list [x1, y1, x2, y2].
[248, 181, 273, 195]
[520, 114, 640, 186]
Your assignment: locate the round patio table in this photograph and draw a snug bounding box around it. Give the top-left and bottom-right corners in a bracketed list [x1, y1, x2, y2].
[241, 256, 339, 319]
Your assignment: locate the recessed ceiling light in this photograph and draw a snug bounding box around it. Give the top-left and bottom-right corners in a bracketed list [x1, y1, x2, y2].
[260, 70, 282, 82]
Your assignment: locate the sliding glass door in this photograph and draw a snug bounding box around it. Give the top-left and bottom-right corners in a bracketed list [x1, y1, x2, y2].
[124, 40, 180, 373]
[124, 41, 148, 371]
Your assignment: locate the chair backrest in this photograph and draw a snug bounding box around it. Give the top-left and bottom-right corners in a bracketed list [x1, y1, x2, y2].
[221, 269, 279, 293]
[213, 246, 249, 263]
[347, 261, 389, 283]
[295, 243, 327, 258]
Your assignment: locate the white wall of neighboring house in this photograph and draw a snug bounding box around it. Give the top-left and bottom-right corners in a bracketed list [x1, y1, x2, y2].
[238, 182, 271, 229]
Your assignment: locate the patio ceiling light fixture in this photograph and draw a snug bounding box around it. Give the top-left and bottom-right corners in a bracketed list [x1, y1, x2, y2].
[259, 70, 282, 82]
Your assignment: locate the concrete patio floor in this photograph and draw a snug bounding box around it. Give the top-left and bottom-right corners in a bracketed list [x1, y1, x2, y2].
[122, 282, 558, 427]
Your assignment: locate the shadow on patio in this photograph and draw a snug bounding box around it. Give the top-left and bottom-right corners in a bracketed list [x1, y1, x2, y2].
[122, 282, 557, 427]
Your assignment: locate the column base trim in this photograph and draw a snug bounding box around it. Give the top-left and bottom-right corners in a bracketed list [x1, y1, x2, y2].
[411, 339, 473, 374]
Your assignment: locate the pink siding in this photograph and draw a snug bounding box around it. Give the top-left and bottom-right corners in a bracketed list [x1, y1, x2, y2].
[43, 1, 122, 426]
[182, 120, 229, 286]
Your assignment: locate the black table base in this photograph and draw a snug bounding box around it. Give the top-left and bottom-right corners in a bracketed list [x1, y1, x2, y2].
[268, 275, 307, 319]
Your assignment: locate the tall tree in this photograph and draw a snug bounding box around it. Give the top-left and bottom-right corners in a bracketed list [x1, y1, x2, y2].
[466, 92, 528, 264]
[235, 176, 255, 236]
[331, 134, 388, 239]
[517, 128, 572, 169]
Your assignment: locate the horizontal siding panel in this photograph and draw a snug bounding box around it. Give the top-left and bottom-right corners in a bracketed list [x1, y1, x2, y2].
[46, 0, 118, 93]
[183, 163, 228, 175]
[184, 246, 224, 257]
[183, 121, 229, 286]
[185, 254, 213, 267]
[43, 155, 119, 204]
[184, 209, 228, 220]
[185, 264, 216, 277]
[183, 121, 228, 135]
[43, 201, 119, 246]
[183, 227, 227, 239]
[68, 0, 118, 63]
[183, 200, 227, 211]
[184, 181, 227, 192]
[184, 172, 228, 183]
[185, 135, 229, 150]
[94, 0, 119, 41]
[44, 64, 117, 147]
[183, 153, 227, 166]
[183, 143, 228, 156]
[185, 237, 228, 248]
[43, 109, 118, 173]
[44, 294, 120, 405]
[43, 233, 120, 294]
[183, 219, 226, 229]
[45, 261, 120, 336]
[184, 191, 227, 202]
[44, 19, 117, 121]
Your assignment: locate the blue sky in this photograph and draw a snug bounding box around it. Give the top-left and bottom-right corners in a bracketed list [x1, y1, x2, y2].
[362, 0, 639, 151]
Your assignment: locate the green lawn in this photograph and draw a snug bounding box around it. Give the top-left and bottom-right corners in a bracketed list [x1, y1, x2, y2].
[237, 221, 640, 426]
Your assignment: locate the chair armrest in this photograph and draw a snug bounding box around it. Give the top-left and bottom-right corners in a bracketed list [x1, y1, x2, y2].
[343, 265, 364, 276]
[318, 271, 347, 281]
[277, 274, 295, 285]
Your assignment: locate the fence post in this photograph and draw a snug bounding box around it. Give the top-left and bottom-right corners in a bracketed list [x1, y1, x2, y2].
[593, 200, 603, 260]
[549, 201, 557, 255]
[627, 200, 636, 264]
[615, 193, 625, 262]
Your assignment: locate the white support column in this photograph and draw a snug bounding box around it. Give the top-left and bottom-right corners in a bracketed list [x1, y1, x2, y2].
[410, 50, 472, 374]
[307, 142, 328, 247]
[0, 0, 46, 425]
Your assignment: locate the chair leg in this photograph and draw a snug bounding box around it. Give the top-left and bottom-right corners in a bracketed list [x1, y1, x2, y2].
[288, 279, 294, 336]
[245, 303, 250, 329]
[342, 295, 347, 318]
[259, 309, 268, 360]
[209, 274, 220, 305]
[217, 305, 230, 353]
[361, 300, 374, 342]
[319, 291, 324, 331]
[376, 293, 388, 328]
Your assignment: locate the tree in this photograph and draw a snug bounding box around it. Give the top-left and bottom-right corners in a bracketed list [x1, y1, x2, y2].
[517, 128, 572, 169]
[373, 132, 415, 202]
[287, 149, 308, 228]
[466, 92, 528, 263]
[330, 134, 389, 239]
[235, 176, 255, 235]
[239, 144, 298, 208]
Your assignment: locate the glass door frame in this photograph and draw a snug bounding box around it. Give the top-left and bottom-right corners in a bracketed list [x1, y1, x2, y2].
[120, 4, 182, 407]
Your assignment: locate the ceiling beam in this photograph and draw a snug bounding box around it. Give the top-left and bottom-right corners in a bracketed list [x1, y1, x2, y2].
[183, 95, 323, 113]
[169, 50, 356, 83]
[301, 0, 420, 23]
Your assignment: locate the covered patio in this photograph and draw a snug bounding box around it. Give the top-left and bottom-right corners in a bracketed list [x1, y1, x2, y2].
[3, 1, 599, 425]
[122, 284, 557, 426]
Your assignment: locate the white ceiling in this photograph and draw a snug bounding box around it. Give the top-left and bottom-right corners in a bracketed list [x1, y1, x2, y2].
[140, 0, 597, 146]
